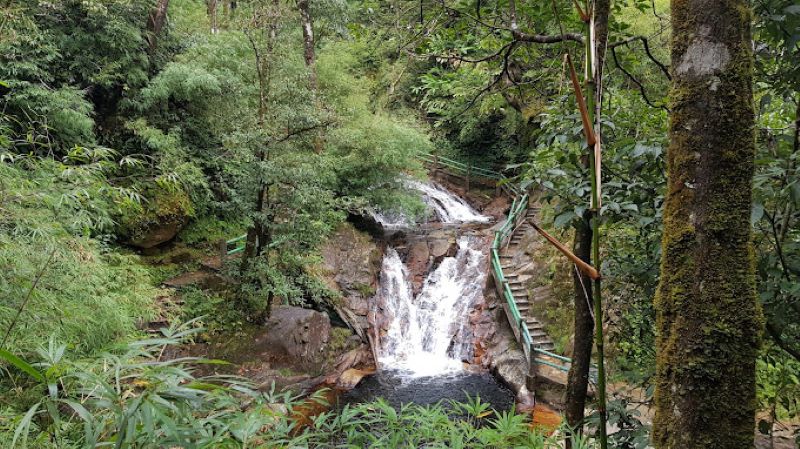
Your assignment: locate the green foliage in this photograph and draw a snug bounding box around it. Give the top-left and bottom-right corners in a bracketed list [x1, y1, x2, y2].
[0, 161, 156, 355]
[179, 217, 247, 246]
[0, 0, 151, 155]
[757, 347, 800, 421]
[179, 287, 247, 335]
[0, 237, 156, 356]
[0, 326, 590, 448]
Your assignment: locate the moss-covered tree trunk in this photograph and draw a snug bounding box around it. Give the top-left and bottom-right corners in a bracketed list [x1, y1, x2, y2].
[653, 0, 762, 446]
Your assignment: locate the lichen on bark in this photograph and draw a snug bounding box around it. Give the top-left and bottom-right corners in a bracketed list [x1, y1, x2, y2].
[653, 0, 763, 447]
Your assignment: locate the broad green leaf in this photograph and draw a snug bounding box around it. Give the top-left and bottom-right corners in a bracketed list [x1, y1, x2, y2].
[0, 349, 45, 383]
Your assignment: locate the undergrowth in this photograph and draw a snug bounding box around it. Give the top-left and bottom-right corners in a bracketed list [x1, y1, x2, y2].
[0, 322, 593, 449]
[0, 162, 157, 356]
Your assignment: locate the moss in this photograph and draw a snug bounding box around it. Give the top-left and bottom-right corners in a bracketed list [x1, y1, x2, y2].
[327, 327, 354, 354]
[118, 185, 194, 241]
[653, 0, 764, 446]
[353, 282, 376, 297]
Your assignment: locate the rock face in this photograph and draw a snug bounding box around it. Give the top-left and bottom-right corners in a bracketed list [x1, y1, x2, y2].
[263, 306, 332, 370]
[320, 223, 383, 337]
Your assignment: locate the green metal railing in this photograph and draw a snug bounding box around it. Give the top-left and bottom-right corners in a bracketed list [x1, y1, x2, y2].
[226, 234, 247, 255]
[491, 192, 575, 376]
[418, 152, 521, 197]
[224, 151, 575, 377]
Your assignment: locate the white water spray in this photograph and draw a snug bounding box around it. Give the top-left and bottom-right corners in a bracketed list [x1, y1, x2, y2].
[372, 181, 490, 228]
[407, 181, 491, 224]
[378, 237, 487, 376]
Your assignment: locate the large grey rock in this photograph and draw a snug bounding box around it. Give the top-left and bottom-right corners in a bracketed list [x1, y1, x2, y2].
[263, 306, 331, 368]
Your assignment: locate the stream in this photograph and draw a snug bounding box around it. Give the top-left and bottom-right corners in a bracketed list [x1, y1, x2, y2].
[347, 181, 515, 410]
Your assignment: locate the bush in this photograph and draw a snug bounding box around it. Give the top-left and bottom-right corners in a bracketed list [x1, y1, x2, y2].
[0, 324, 592, 448]
[0, 162, 156, 355]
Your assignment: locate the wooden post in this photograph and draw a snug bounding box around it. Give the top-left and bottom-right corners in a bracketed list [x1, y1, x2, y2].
[219, 239, 227, 266]
[529, 220, 601, 280]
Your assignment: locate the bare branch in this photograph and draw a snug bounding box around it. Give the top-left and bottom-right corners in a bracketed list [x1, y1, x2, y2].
[610, 45, 670, 112]
[609, 35, 671, 80]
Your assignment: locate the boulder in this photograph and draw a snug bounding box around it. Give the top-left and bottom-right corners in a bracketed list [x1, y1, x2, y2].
[320, 224, 382, 334]
[263, 306, 331, 369]
[121, 187, 192, 249]
[128, 217, 187, 249]
[406, 241, 430, 293]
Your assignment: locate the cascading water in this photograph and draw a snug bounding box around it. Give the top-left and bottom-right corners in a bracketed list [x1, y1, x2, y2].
[372, 180, 490, 228]
[343, 180, 513, 409]
[379, 237, 486, 376]
[407, 181, 491, 224]
[375, 181, 490, 377]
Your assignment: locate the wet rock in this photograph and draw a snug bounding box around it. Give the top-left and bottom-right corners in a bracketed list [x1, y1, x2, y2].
[482, 195, 511, 222]
[429, 237, 453, 260]
[406, 241, 430, 293]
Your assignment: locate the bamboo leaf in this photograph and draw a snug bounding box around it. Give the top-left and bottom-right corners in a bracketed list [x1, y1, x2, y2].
[0, 349, 45, 383]
[12, 402, 41, 448]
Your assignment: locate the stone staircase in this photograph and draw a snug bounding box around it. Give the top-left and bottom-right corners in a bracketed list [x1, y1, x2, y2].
[498, 208, 556, 352]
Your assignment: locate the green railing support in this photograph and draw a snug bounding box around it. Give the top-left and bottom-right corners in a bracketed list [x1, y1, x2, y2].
[226, 234, 247, 255]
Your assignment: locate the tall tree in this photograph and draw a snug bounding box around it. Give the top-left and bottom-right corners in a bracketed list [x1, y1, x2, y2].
[653, 0, 763, 446]
[146, 0, 170, 52]
[296, 0, 317, 90]
[565, 0, 611, 440]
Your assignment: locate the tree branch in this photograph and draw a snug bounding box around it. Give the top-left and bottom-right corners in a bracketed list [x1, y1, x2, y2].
[611, 45, 669, 112]
[609, 35, 671, 80]
[273, 120, 335, 144]
[512, 30, 584, 44]
[766, 321, 800, 362]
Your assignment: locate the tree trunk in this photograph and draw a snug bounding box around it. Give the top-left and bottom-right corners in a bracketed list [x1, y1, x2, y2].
[296, 0, 317, 90]
[146, 0, 170, 52]
[207, 0, 218, 33]
[653, 0, 762, 446]
[564, 215, 594, 444]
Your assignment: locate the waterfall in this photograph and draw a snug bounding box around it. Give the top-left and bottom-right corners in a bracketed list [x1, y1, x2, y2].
[407, 181, 491, 224]
[378, 237, 487, 376]
[372, 180, 489, 228]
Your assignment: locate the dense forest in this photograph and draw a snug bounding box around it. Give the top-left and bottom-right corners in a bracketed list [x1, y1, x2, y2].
[0, 0, 798, 447]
